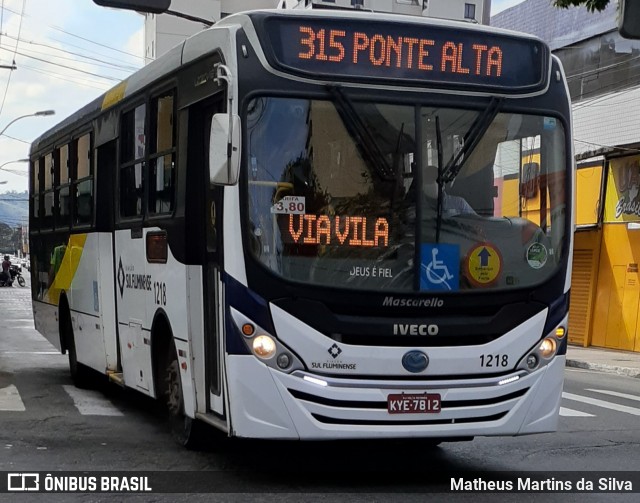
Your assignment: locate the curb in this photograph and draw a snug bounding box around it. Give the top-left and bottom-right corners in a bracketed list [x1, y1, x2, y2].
[566, 359, 640, 378]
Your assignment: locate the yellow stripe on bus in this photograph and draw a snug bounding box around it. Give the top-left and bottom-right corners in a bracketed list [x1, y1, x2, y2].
[46, 234, 88, 305]
[102, 80, 128, 110]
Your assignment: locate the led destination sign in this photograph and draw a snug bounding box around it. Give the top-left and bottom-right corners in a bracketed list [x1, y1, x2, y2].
[261, 16, 549, 92]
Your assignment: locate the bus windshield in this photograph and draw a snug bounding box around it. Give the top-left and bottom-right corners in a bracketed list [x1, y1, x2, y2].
[245, 96, 567, 293]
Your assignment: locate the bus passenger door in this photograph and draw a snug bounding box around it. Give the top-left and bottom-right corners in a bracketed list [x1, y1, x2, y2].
[187, 97, 225, 416]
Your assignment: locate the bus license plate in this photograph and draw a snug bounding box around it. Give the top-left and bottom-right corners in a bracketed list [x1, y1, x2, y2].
[387, 393, 441, 414]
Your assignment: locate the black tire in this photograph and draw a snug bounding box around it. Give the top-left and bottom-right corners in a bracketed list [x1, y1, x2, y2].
[63, 310, 92, 388]
[164, 343, 205, 448]
[17, 275, 25, 287]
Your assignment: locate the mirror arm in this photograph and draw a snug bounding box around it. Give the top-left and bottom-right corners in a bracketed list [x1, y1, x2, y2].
[215, 63, 234, 182]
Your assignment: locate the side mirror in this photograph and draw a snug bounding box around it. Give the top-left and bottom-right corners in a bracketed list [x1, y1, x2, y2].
[209, 113, 241, 185]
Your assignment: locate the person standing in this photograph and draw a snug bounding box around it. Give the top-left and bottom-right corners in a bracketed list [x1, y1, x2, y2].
[1, 255, 11, 285]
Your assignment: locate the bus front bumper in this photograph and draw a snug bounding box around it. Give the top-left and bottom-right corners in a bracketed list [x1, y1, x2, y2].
[225, 354, 564, 440]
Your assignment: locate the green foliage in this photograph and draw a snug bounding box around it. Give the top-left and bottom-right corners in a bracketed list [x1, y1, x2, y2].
[553, 0, 610, 12]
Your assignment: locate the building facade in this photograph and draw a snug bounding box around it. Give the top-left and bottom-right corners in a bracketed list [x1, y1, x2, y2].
[494, 0, 640, 354]
[145, 0, 491, 62]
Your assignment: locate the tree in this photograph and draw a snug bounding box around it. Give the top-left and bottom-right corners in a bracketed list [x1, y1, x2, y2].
[553, 0, 610, 12]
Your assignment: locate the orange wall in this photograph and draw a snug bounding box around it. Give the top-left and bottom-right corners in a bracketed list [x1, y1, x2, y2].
[591, 224, 640, 352]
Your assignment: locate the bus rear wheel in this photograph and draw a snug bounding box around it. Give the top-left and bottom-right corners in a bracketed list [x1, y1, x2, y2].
[63, 310, 92, 388]
[164, 344, 204, 448]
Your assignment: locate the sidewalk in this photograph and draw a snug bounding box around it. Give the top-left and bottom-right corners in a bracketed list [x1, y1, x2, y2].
[566, 344, 640, 378]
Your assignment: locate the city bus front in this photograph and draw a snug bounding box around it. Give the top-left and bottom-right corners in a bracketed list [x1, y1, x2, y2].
[220, 11, 572, 440]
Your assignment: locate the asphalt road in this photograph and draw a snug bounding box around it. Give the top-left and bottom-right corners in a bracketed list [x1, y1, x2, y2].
[1, 280, 639, 501]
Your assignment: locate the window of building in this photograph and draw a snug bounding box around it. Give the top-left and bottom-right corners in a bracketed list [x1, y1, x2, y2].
[464, 3, 476, 20]
[149, 92, 176, 215]
[120, 104, 146, 219]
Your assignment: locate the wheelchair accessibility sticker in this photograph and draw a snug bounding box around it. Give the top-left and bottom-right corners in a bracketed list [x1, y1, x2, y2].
[420, 244, 460, 291]
[465, 243, 502, 286]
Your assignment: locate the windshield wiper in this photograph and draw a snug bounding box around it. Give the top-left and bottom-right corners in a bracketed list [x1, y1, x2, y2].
[327, 85, 395, 180]
[440, 97, 503, 184]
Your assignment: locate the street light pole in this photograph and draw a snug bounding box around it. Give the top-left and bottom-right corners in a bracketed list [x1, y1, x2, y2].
[0, 110, 55, 137]
[0, 158, 29, 169]
[0, 158, 29, 178]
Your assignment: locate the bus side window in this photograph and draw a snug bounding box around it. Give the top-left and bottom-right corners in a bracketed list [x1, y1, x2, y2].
[73, 133, 94, 227]
[149, 91, 176, 215]
[120, 104, 146, 219]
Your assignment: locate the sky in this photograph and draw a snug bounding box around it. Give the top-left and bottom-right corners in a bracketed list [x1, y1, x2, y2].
[0, 0, 143, 193]
[0, 0, 526, 194]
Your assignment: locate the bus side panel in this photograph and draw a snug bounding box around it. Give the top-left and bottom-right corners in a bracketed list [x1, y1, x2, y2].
[115, 227, 197, 414]
[33, 302, 61, 351]
[68, 233, 109, 374]
[98, 233, 118, 372]
[114, 229, 153, 395]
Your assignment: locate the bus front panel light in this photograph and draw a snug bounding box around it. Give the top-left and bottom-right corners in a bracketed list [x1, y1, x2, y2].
[277, 353, 291, 369]
[539, 338, 557, 358]
[253, 335, 276, 359]
[526, 354, 538, 369]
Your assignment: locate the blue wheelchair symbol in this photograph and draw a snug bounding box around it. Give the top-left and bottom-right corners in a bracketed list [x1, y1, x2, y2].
[420, 244, 460, 291]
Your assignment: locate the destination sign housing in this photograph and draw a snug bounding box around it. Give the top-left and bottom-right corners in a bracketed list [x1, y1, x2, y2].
[257, 15, 549, 93]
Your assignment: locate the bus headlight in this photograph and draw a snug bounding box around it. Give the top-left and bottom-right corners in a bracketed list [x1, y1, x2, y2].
[517, 320, 566, 373]
[539, 338, 557, 358]
[230, 307, 304, 373]
[253, 335, 276, 359]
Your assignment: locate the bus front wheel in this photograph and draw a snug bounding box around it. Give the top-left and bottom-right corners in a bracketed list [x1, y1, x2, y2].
[164, 344, 204, 448]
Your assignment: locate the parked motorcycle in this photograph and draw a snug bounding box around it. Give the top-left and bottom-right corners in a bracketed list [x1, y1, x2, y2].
[0, 265, 25, 287]
[11, 265, 26, 287]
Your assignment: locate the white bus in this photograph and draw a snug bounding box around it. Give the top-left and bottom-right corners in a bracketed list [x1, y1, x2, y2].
[29, 9, 573, 447]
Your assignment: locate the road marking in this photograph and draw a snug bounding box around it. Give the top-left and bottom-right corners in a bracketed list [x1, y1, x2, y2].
[1, 352, 60, 355]
[62, 385, 123, 416]
[0, 385, 26, 412]
[562, 392, 640, 416]
[559, 407, 594, 417]
[586, 389, 640, 403]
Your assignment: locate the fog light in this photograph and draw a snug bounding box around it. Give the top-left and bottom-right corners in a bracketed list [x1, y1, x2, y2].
[539, 338, 557, 358]
[526, 354, 538, 369]
[253, 335, 276, 359]
[277, 353, 291, 369]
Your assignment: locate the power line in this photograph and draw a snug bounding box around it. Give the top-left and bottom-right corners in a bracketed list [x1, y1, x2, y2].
[18, 63, 110, 90]
[0, 45, 120, 81]
[0, 42, 135, 75]
[0, 132, 29, 144]
[1, 32, 140, 72]
[0, 0, 24, 120]
[0, 4, 144, 62]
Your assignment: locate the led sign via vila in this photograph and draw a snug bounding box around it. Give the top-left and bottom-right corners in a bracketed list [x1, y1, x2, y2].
[287, 214, 389, 247]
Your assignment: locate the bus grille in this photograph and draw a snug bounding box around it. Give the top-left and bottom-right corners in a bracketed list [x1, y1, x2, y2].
[287, 386, 528, 426]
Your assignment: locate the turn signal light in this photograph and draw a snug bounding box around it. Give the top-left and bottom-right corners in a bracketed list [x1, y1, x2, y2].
[555, 327, 566, 338]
